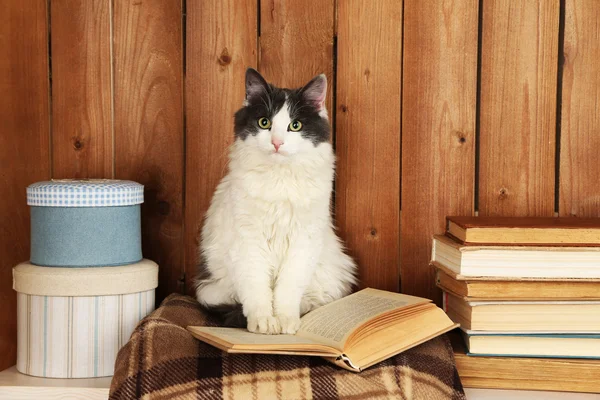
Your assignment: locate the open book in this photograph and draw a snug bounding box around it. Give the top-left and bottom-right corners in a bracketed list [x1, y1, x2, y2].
[187, 288, 458, 372]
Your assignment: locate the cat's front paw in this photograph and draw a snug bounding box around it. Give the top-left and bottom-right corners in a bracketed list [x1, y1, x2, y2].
[276, 314, 301, 335]
[247, 315, 281, 335]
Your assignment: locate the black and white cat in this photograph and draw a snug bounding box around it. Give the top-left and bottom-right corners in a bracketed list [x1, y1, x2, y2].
[195, 68, 357, 335]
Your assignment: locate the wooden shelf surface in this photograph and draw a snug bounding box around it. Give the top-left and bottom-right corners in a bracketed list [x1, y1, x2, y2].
[0, 366, 111, 400]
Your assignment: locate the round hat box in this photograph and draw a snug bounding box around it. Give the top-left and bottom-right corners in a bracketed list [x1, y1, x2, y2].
[13, 259, 158, 378]
[27, 179, 144, 267]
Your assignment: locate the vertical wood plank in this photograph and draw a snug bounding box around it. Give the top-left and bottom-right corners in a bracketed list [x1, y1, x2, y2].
[0, 1, 50, 371]
[336, 0, 402, 292]
[51, 0, 112, 178]
[401, 0, 478, 301]
[560, 1, 600, 217]
[184, 1, 257, 294]
[479, 0, 559, 217]
[259, 0, 334, 113]
[113, 0, 184, 301]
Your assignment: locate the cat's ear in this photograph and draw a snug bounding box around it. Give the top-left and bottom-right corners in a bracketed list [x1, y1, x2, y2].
[245, 68, 269, 103]
[301, 74, 327, 112]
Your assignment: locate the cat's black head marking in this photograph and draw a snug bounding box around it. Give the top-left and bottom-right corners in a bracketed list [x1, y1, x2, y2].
[234, 68, 330, 145]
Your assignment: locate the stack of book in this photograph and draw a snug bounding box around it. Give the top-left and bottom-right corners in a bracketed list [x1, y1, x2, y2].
[432, 216, 600, 361]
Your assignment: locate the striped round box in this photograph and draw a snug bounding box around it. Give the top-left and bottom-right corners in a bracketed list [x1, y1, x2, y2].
[13, 260, 158, 378]
[27, 179, 144, 267]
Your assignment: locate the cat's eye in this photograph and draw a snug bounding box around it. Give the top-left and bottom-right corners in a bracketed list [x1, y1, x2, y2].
[258, 117, 272, 129]
[288, 120, 302, 132]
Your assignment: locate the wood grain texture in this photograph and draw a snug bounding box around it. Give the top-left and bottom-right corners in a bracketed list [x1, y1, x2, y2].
[0, 1, 50, 372]
[401, 0, 478, 302]
[560, 1, 600, 218]
[336, 0, 402, 292]
[259, 0, 334, 114]
[113, 0, 184, 302]
[51, 0, 112, 179]
[184, 0, 257, 294]
[479, 0, 559, 217]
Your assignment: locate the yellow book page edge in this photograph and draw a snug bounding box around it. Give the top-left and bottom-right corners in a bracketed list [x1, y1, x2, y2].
[187, 326, 340, 357]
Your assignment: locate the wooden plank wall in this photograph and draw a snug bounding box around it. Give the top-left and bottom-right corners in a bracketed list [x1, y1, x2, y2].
[113, 0, 185, 302]
[560, 0, 600, 218]
[336, 0, 402, 292]
[478, 0, 559, 217]
[51, 1, 112, 179]
[0, 0, 50, 373]
[2, 0, 600, 371]
[259, 0, 335, 112]
[401, 0, 478, 302]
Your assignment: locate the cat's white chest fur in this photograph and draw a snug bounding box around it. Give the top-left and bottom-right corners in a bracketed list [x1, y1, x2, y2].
[198, 141, 355, 334]
[222, 141, 331, 277]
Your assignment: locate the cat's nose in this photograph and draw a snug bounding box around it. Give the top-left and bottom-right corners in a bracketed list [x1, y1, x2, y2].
[271, 138, 284, 152]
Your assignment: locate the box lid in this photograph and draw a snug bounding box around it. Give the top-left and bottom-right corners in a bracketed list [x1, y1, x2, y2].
[13, 259, 158, 296]
[27, 179, 144, 207]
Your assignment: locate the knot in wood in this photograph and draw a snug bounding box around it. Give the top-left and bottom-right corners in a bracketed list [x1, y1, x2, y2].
[218, 48, 232, 66]
[364, 68, 371, 81]
[157, 201, 170, 216]
[73, 138, 83, 151]
[498, 187, 508, 200]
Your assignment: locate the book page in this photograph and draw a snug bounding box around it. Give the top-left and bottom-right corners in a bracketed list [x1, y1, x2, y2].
[189, 326, 322, 346]
[297, 288, 429, 349]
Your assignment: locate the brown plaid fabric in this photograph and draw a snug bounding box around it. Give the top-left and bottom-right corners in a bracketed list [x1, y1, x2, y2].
[109, 294, 465, 400]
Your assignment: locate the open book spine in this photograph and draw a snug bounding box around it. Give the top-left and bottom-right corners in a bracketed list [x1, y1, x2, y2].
[322, 354, 361, 372]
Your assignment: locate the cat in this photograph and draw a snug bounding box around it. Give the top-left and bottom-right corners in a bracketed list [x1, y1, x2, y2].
[195, 68, 357, 335]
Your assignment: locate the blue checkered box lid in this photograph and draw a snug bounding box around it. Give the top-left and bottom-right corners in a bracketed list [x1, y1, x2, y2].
[27, 179, 144, 207]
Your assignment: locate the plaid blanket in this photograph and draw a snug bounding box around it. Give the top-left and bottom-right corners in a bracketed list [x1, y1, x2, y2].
[109, 294, 465, 400]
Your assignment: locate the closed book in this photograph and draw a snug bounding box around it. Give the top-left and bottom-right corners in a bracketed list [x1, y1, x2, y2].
[451, 331, 600, 393]
[432, 234, 600, 279]
[434, 266, 600, 301]
[462, 331, 600, 359]
[446, 216, 600, 245]
[443, 292, 600, 332]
